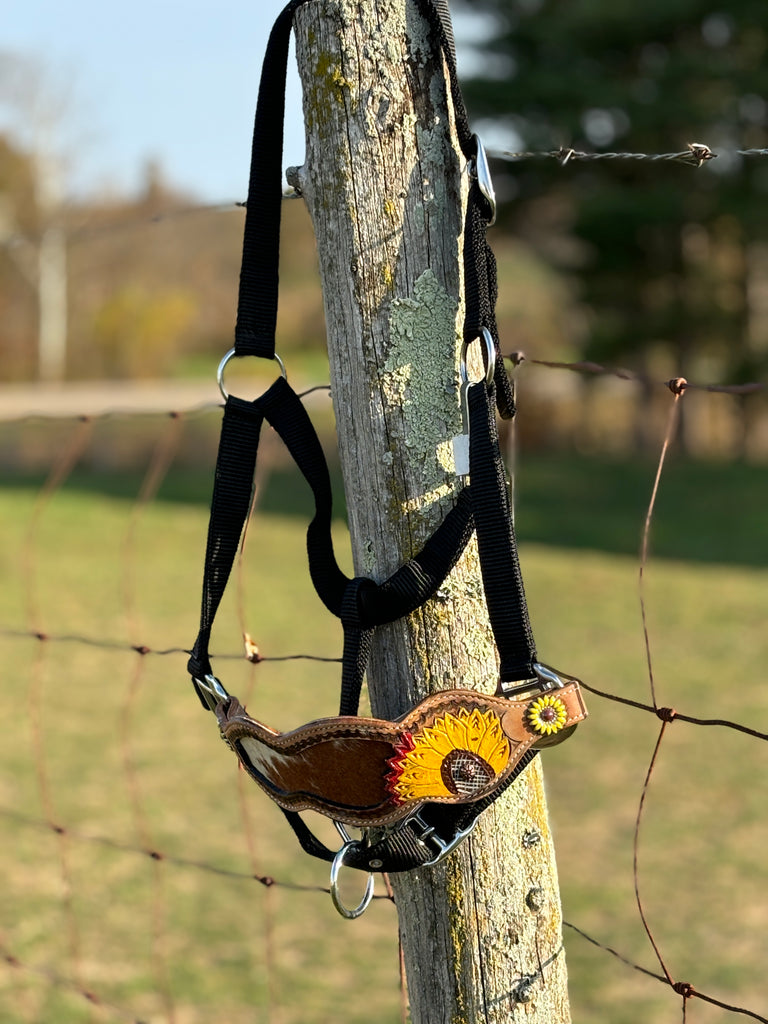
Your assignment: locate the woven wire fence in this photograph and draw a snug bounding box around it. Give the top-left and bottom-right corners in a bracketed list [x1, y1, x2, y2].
[0, 353, 766, 1024]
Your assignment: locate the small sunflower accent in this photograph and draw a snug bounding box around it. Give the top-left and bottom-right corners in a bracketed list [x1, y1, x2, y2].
[527, 694, 568, 736]
[385, 708, 510, 805]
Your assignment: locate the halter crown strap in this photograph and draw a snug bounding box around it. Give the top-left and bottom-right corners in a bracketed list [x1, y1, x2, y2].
[235, 0, 308, 358]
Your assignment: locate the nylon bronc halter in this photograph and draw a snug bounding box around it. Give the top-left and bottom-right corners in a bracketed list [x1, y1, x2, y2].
[187, 0, 587, 918]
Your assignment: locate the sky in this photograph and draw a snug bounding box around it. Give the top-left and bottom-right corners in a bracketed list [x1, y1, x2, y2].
[3, 0, 490, 204]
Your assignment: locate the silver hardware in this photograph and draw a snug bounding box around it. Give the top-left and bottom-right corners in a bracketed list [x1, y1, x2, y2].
[532, 663, 566, 690]
[451, 328, 497, 477]
[217, 348, 287, 401]
[408, 809, 479, 867]
[471, 135, 497, 226]
[498, 662, 568, 698]
[451, 383, 471, 477]
[329, 840, 375, 920]
[193, 673, 230, 711]
[334, 820, 353, 843]
[459, 327, 496, 388]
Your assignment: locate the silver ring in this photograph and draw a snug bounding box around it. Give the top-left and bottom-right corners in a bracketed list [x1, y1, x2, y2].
[217, 348, 287, 401]
[329, 841, 375, 919]
[460, 327, 496, 387]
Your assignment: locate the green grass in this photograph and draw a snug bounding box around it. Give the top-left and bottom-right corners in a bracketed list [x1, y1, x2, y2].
[3, 446, 766, 566]
[1, 450, 767, 1022]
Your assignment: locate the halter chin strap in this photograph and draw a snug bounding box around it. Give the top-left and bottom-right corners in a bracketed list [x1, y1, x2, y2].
[187, 0, 587, 896]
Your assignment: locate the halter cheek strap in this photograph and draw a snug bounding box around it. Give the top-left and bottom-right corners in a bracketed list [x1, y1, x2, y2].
[187, 0, 587, 892]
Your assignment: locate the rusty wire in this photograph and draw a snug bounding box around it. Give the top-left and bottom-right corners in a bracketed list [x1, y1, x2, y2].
[1, 365, 766, 1023]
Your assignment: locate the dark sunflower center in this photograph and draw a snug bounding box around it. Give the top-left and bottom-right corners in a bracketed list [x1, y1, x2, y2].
[440, 749, 495, 797]
[539, 706, 558, 723]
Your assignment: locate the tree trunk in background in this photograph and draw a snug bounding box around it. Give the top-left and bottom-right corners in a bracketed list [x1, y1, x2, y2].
[293, 2, 571, 1019]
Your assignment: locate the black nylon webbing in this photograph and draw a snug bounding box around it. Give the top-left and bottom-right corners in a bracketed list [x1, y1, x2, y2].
[189, 0, 544, 875]
[188, 375, 478, 693]
[187, 393, 268, 689]
[339, 578, 375, 717]
[468, 381, 536, 681]
[412, 0, 517, 418]
[235, 0, 309, 357]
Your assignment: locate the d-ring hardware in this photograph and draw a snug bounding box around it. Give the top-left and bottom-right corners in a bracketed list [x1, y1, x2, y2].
[471, 135, 497, 226]
[217, 348, 287, 401]
[329, 840, 375, 920]
[460, 327, 496, 387]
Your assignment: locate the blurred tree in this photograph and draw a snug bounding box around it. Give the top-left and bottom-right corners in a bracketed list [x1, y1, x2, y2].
[0, 52, 74, 381]
[0, 133, 39, 379]
[89, 284, 196, 378]
[459, 0, 768, 450]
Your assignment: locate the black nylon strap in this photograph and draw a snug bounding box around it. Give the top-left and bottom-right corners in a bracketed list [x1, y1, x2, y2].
[259, 378, 477, 628]
[412, 0, 516, 418]
[339, 578, 375, 716]
[187, 393, 269, 691]
[188, 375, 478, 694]
[463, 195, 517, 419]
[254, 377, 349, 613]
[235, 0, 310, 358]
[468, 381, 536, 681]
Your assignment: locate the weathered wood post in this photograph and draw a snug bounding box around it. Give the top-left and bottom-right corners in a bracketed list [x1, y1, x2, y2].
[292, 1, 571, 1019]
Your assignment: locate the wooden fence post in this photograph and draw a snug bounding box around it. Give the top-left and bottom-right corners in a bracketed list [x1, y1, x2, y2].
[291, 2, 571, 1019]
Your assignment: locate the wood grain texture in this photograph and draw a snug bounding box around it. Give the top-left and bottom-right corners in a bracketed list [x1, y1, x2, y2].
[293, 2, 571, 1019]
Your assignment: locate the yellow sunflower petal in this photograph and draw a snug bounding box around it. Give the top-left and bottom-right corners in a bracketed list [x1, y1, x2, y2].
[475, 716, 510, 771]
[418, 720, 459, 757]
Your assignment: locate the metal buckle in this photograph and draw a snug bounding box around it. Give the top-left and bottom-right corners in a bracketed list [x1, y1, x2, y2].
[497, 662, 568, 699]
[471, 135, 497, 226]
[193, 673, 230, 711]
[407, 809, 479, 867]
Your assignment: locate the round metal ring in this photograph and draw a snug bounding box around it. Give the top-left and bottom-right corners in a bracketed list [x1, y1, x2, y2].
[217, 348, 287, 401]
[459, 327, 496, 387]
[329, 840, 375, 920]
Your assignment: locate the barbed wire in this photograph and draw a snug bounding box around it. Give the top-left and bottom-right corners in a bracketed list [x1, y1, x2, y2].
[2, 370, 767, 1023]
[505, 353, 767, 395]
[2, 626, 766, 740]
[488, 141, 768, 168]
[5, 137, 768, 257]
[6, 139, 767, 253]
[562, 923, 768, 1024]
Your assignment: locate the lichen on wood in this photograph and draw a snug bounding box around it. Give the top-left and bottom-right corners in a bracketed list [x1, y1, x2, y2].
[293, 2, 572, 1021]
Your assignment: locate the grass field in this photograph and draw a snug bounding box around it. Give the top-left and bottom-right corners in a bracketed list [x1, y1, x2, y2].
[1, 412, 767, 1023]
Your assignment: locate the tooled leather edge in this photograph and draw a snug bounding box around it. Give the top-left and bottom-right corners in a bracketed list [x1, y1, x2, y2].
[216, 683, 588, 827]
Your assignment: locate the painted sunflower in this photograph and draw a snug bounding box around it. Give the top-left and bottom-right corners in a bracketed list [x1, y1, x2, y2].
[526, 694, 568, 736]
[385, 707, 510, 805]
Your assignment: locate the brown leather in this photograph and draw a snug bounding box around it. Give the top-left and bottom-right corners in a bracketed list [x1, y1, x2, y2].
[217, 681, 587, 827]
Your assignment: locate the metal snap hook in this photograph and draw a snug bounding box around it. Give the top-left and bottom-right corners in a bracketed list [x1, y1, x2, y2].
[329, 839, 375, 920]
[460, 327, 496, 387]
[217, 348, 287, 401]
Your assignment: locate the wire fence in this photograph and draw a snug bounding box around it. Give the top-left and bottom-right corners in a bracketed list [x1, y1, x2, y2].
[1, 354, 766, 1023]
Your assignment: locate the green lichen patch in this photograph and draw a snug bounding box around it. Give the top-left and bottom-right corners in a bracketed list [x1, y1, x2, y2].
[380, 269, 462, 501]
